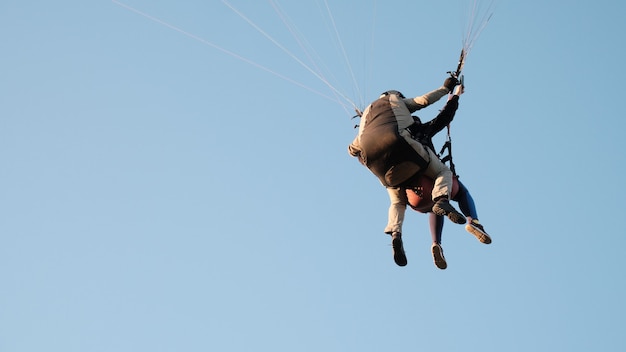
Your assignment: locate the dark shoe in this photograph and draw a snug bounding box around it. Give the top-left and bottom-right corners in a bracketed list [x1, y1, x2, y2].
[391, 232, 407, 267]
[465, 219, 492, 244]
[431, 243, 447, 270]
[432, 199, 466, 224]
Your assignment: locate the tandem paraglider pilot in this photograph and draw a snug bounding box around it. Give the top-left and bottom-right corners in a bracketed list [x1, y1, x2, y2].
[348, 76, 465, 267]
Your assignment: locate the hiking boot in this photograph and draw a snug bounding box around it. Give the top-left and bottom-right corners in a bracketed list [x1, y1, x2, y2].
[465, 219, 492, 244]
[391, 232, 407, 267]
[431, 243, 447, 270]
[432, 198, 466, 224]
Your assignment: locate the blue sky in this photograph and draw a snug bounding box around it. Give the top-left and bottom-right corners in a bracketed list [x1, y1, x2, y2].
[1, 1, 625, 351]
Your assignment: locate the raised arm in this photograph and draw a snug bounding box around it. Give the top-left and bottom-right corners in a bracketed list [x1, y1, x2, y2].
[404, 77, 459, 113]
[422, 84, 465, 135]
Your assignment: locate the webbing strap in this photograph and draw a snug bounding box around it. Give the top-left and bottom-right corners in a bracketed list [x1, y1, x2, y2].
[438, 125, 457, 176]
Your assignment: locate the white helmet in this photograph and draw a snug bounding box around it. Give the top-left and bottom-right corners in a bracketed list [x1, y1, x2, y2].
[379, 90, 405, 99]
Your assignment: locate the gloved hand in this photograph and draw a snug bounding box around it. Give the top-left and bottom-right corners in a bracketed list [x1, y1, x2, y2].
[443, 76, 459, 92]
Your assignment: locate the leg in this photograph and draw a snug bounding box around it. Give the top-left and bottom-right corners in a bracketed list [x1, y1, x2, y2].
[429, 212, 444, 244]
[429, 212, 447, 270]
[453, 180, 492, 244]
[385, 187, 408, 266]
[421, 150, 466, 225]
[420, 147, 452, 201]
[384, 187, 407, 235]
[453, 180, 478, 219]
[398, 130, 459, 213]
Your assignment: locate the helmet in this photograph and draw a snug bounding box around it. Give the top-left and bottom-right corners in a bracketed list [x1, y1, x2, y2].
[379, 90, 405, 99]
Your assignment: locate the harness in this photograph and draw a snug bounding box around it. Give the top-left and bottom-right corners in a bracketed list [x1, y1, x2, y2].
[357, 96, 430, 188]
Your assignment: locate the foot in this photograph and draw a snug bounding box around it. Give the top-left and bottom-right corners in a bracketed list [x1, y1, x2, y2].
[391, 232, 407, 267]
[465, 219, 492, 244]
[431, 243, 447, 270]
[432, 198, 466, 224]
